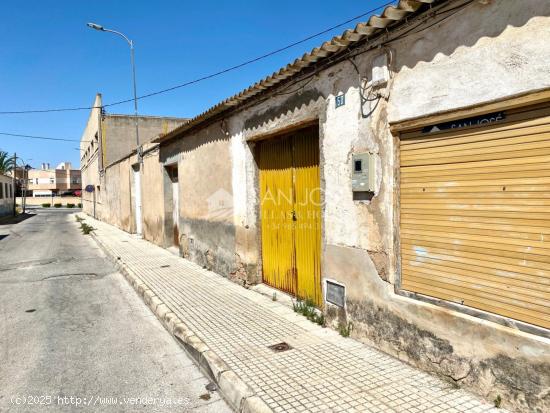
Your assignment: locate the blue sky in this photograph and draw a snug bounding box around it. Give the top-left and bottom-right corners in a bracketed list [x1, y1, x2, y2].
[0, 0, 391, 168]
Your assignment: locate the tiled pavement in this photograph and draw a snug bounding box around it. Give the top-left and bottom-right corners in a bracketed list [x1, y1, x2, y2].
[85, 215, 502, 413]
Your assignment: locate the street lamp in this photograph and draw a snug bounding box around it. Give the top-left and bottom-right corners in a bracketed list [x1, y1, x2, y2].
[87, 22, 141, 160]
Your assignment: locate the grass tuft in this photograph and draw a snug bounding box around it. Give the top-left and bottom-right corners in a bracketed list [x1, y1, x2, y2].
[293, 299, 325, 326]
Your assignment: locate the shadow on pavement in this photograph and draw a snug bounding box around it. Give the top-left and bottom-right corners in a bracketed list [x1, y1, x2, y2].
[0, 213, 36, 226]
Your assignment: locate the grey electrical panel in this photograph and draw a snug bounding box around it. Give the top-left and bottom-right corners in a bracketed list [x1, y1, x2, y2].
[351, 152, 375, 192]
[326, 281, 345, 308]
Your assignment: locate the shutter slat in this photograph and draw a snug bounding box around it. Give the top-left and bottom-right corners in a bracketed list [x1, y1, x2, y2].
[400, 104, 550, 328]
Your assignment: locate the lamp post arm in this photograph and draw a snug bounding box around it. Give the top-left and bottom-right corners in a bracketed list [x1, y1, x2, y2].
[102, 28, 132, 47]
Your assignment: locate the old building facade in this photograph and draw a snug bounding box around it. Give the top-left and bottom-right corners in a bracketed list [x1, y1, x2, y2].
[82, 1, 550, 411]
[80, 93, 186, 227]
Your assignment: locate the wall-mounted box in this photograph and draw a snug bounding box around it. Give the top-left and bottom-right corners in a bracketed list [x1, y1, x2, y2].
[325, 280, 345, 308]
[351, 152, 375, 192]
[371, 53, 389, 87]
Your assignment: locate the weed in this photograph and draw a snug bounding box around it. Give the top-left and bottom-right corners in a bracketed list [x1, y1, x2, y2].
[494, 395, 502, 408]
[75, 215, 84, 223]
[293, 299, 325, 326]
[80, 222, 95, 235]
[41, 203, 51, 208]
[272, 293, 277, 301]
[339, 321, 353, 338]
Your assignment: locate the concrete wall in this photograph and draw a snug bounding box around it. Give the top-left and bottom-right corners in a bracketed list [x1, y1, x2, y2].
[103, 115, 186, 166]
[155, 2, 550, 411]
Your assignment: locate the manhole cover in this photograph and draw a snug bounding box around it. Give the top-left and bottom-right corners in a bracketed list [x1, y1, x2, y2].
[268, 342, 292, 352]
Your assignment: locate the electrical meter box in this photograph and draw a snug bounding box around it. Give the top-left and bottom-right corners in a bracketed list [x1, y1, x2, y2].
[351, 152, 375, 192]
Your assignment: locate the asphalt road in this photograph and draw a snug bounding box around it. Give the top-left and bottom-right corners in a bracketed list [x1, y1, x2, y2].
[0, 209, 230, 413]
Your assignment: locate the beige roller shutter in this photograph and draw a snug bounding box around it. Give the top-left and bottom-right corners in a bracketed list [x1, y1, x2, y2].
[399, 103, 550, 329]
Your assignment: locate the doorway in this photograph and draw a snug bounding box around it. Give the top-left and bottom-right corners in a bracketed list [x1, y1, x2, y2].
[256, 125, 322, 307]
[132, 164, 142, 235]
[166, 165, 179, 246]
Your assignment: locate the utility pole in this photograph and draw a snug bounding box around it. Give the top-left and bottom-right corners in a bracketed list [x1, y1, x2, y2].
[12, 153, 16, 216]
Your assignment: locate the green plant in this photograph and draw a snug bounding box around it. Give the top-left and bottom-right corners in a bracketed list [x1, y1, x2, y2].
[0, 151, 14, 174]
[339, 321, 353, 338]
[293, 299, 325, 326]
[494, 395, 502, 408]
[77, 203, 82, 208]
[66, 203, 75, 208]
[75, 215, 84, 223]
[54, 203, 62, 208]
[272, 293, 277, 301]
[80, 222, 95, 235]
[41, 203, 51, 208]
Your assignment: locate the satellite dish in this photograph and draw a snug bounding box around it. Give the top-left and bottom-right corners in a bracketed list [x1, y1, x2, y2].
[85, 185, 95, 193]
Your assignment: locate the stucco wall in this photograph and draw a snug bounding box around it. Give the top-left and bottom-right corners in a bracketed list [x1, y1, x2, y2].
[156, 1, 550, 411]
[104, 115, 186, 166]
[84, 1, 550, 411]
[160, 122, 237, 279]
[0, 175, 13, 217]
[80, 94, 102, 217]
[141, 150, 167, 246]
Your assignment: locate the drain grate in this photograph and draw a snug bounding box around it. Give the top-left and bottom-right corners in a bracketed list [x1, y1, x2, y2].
[268, 342, 292, 352]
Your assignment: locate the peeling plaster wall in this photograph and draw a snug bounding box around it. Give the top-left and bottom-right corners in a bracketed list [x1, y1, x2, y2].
[91, 1, 550, 411]
[209, 2, 549, 411]
[388, 0, 550, 122]
[160, 122, 238, 280]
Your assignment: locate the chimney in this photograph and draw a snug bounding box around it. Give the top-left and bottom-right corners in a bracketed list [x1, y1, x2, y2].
[46, 163, 50, 169]
[41, 163, 46, 170]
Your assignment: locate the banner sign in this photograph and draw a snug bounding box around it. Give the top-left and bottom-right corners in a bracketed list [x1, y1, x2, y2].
[422, 111, 506, 134]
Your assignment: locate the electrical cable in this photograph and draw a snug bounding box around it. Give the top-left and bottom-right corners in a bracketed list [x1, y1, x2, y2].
[0, 132, 90, 143]
[0, 2, 393, 115]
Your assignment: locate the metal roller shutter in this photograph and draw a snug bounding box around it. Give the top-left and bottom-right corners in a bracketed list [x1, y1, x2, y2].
[399, 103, 550, 329]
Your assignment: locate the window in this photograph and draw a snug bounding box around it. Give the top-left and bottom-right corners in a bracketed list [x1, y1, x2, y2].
[9, 184, 12, 198]
[49, 178, 54, 184]
[354, 160, 362, 172]
[0, 184, 3, 199]
[35, 178, 39, 184]
[4, 183, 7, 198]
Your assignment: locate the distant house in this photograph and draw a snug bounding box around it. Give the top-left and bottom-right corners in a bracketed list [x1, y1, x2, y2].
[27, 162, 81, 197]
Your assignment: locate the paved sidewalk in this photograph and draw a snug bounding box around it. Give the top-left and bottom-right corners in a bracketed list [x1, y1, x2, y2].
[85, 215, 502, 413]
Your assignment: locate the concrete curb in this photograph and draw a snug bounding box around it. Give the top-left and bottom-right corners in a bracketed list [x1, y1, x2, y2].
[90, 229, 272, 413]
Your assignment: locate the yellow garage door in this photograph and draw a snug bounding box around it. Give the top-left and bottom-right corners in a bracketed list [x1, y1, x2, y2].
[257, 126, 322, 307]
[400, 103, 550, 329]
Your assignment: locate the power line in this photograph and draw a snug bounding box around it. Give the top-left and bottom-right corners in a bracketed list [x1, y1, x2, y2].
[0, 132, 88, 143]
[0, 2, 393, 115]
